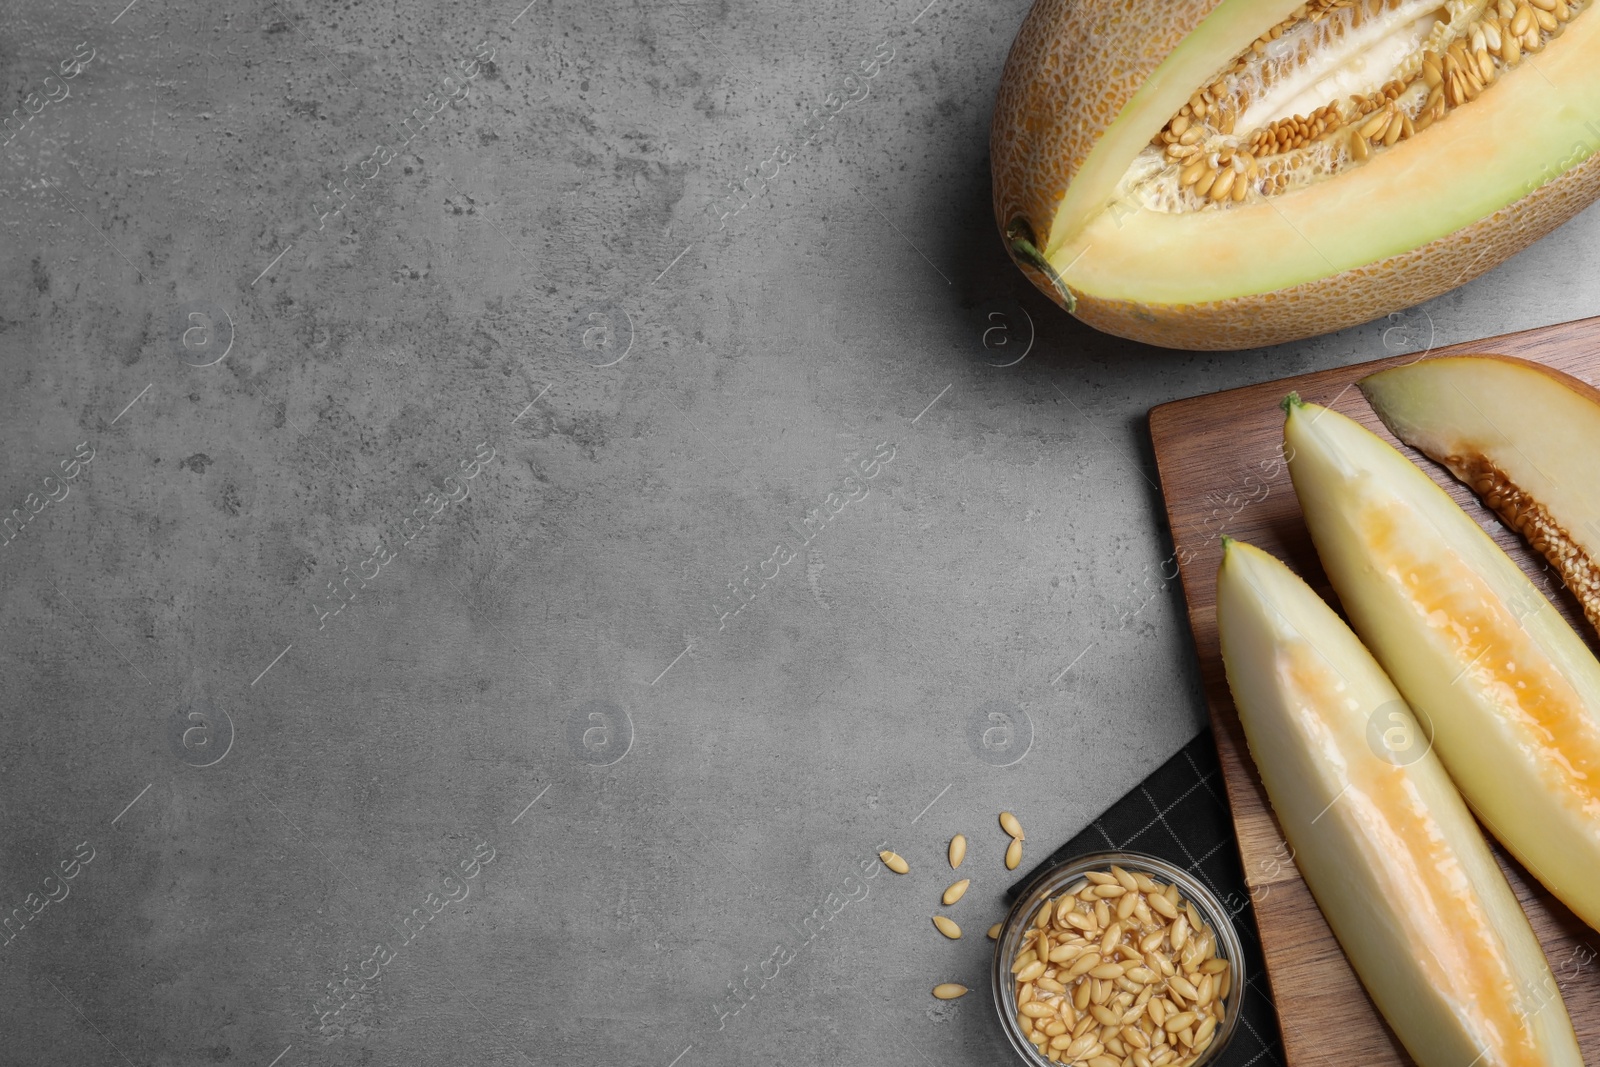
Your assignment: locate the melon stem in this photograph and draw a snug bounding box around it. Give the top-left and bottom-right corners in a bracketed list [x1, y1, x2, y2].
[1007, 227, 1078, 314]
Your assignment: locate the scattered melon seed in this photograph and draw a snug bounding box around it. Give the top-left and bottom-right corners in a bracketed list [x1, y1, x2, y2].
[932, 983, 969, 1000]
[933, 915, 962, 939]
[1006, 836, 1023, 870]
[943, 878, 971, 906]
[879, 850, 909, 875]
[1000, 811, 1025, 839]
[949, 834, 968, 869]
[988, 923, 1003, 940]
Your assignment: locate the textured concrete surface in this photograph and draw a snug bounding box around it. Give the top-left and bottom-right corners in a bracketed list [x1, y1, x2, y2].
[3, 0, 1600, 1064]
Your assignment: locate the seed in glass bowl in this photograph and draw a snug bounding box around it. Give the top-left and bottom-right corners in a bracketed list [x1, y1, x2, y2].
[1008, 866, 1230, 1067]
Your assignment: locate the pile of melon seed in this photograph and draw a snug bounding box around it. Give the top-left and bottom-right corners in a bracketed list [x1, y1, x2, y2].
[1012, 868, 1231, 1066]
[880, 812, 1232, 1067]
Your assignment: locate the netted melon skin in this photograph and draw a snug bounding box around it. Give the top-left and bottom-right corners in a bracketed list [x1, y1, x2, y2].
[989, 0, 1230, 254]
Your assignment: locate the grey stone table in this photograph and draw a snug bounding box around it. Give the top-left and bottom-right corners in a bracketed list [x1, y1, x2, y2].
[2, 0, 1596, 1064]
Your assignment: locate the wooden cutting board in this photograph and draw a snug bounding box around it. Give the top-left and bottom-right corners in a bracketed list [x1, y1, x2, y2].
[1149, 316, 1600, 1066]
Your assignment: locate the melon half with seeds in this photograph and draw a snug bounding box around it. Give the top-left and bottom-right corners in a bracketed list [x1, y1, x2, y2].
[991, 0, 1600, 349]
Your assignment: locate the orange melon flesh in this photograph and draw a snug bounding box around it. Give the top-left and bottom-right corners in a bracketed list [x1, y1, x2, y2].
[1050, 7, 1600, 306]
[1286, 398, 1600, 934]
[1362, 354, 1600, 637]
[1217, 538, 1579, 1067]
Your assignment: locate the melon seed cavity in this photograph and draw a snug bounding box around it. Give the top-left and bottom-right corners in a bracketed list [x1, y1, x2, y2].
[1121, 0, 1586, 213]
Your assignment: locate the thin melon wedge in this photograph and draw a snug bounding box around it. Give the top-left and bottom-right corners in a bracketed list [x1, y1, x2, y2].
[1218, 537, 1579, 1067]
[1362, 354, 1600, 638]
[1285, 395, 1600, 933]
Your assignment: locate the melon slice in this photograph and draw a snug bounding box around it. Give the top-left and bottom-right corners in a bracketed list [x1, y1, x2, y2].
[1218, 537, 1580, 1067]
[992, 0, 1600, 348]
[1285, 395, 1600, 933]
[1361, 354, 1600, 638]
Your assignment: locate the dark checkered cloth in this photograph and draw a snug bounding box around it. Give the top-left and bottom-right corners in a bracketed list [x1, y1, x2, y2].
[1008, 731, 1284, 1067]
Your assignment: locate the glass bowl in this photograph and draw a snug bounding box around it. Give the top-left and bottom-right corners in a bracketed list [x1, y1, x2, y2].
[991, 851, 1244, 1067]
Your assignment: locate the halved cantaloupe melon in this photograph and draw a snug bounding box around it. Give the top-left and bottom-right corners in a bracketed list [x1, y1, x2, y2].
[992, 0, 1600, 349]
[1285, 394, 1600, 933]
[1362, 353, 1600, 637]
[1218, 537, 1580, 1067]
